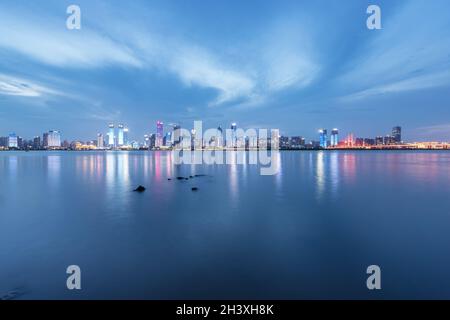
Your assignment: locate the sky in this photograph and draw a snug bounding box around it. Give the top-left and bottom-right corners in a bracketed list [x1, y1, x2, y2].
[0, 0, 450, 142]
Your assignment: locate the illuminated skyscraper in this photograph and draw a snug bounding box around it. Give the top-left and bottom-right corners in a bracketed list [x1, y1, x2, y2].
[108, 123, 115, 147]
[123, 126, 129, 146]
[47, 130, 61, 148]
[117, 124, 124, 146]
[164, 132, 172, 147]
[319, 129, 328, 148]
[156, 121, 164, 148]
[330, 129, 339, 147]
[8, 133, 18, 149]
[231, 123, 237, 148]
[392, 126, 402, 144]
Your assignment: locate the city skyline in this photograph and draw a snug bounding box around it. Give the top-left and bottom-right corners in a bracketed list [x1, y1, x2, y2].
[1, 1, 450, 142]
[2, 120, 450, 151]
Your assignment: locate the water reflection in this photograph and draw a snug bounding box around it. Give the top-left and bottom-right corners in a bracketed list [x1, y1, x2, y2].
[315, 152, 325, 200]
[47, 155, 61, 188]
[329, 152, 339, 199]
[342, 153, 356, 183]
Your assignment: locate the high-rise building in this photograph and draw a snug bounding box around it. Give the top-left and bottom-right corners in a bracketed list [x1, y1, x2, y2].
[172, 125, 182, 148]
[117, 124, 124, 146]
[156, 121, 164, 148]
[47, 130, 61, 148]
[330, 128, 339, 147]
[392, 126, 402, 144]
[216, 126, 223, 148]
[97, 134, 104, 149]
[150, 133, 156, 149]
[123, 126, 129, 146]
[33, 136, 41, 150]
[231, 123, 237, 148]
[319, 129, 328, 148]
[43, 132, 49, 148]
[8, 133, 18, 149]
[164, 132, 172, 147]
[271, 129, 280, 150]
[143, 134, 150, 148]
[0, 136, 8, 148]
[108, 123, 115, 147]
[384, 135, 395, 145]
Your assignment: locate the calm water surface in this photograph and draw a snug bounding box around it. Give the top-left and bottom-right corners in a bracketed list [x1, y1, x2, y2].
[1, 151, 450, 299]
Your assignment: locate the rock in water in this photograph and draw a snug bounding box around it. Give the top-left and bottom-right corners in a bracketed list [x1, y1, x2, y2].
[191, 187, 199, 191]
[134, 185, 146, 192]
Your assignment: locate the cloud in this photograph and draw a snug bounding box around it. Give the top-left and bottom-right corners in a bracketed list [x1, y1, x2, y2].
[338, 0, 450, 101]
[165, 45, 256, 106]
[0, 74, 60, 97]
[0, 2, 320, 109]
[340, 70, 450, 102]
[261, 19, 320, 92]
[0, 10, 142, 68]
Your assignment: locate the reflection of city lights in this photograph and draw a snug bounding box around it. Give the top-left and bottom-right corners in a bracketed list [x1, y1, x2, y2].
[315, 152, 325, 199]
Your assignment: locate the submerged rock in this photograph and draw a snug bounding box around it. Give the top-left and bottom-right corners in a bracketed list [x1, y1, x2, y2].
[1, 289, 24, 301]
[134, 185, 146, 192]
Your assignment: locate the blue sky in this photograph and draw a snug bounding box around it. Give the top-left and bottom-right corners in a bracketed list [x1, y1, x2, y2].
[0, 0, 450, 142]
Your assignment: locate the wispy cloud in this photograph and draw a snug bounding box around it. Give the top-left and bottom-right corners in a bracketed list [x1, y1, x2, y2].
[261, 18, 320, 92]
[0, 3, 322, 108]
[340, 70, 450, 102]
[0, 10, 141, 69]
[165, 45, 256, 106]
[0, 74, 60, 97]
[338, 0, 450, 101]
